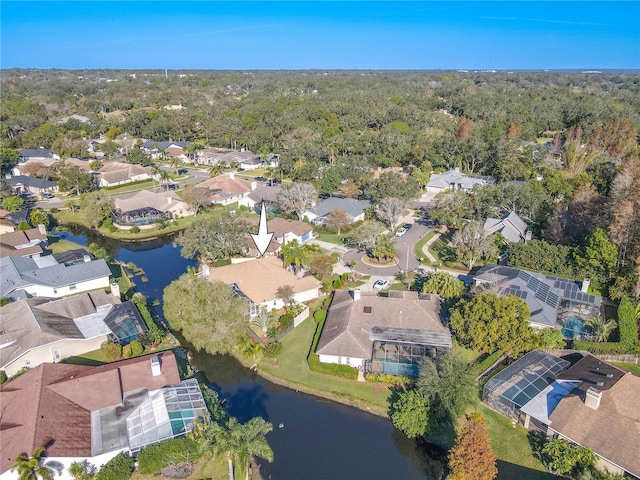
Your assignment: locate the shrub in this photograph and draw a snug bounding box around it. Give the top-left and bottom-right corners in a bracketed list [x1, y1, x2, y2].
[572, 340, 639, 355]
[365, 373, 413, 385]
[214, 258, 232, 267]
[0, 297, 11, 307]
[197, 376, 227, 423]
[132, 293, 166, 343]
[101, 217, 118, 233]
[0, 370, 7, 385]
[95, 452, 134, 480]
[122, 344, 132, 358]
[280, 312, 295, 330]
[313, 310, 327, 324]
[49, 207, 59, 213]
[333, 277, 343, 289]
[137, 437, 201, 474]
[618, 298, 639, 347]
[101, 342, 123, 362]
[264, 341, 283, 358]
[322, 280, 333, 293]
[130, 340, 144, 356]
[130, 226, 140, 234]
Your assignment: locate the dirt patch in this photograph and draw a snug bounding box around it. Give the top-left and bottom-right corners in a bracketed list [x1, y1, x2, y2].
[161, 462, 193, 479]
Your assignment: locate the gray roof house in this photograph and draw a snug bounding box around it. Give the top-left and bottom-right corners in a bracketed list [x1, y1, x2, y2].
[5, 175, 58, 193]
[303, 197, 372, 225]
[317, 290, 451, 376]
[484, 211, 529, 243]
[473, 265, 601, 337]
[0, 255, 112, 301]
[426, 168, 495, 193]
[19, 147, 56, 162]
[237, 184, 282, 213]
[0, 290, 144, 375]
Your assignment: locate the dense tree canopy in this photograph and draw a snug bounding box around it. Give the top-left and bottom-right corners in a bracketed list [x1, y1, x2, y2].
[163, 274, 247, 355]
[448, 413, 497, 480]
[180, 215, 250, 263]
[449, 292, 537, 357]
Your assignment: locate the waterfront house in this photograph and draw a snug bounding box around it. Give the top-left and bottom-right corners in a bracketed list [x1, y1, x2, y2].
[0, 289, 147, 376]
[207, 255, 320, 316]
[316, 290, 452, 376]
[195, 172, 256, 206]
[0, 225, 48, 259]
[0, 352, 207, 480]
[112, 189, 193, 228]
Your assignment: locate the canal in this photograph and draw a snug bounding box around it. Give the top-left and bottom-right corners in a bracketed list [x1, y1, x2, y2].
[56, 226, 444, 479]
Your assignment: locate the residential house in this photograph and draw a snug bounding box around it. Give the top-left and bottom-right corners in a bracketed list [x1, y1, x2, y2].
[262, 153, 280, 168]
[0, 255, 111, 301]
[112, 189, 193, 228]
[0, 225, 48, 259]
[195, 172, 256, 206]
[18, 147, 57, 163]
[483, 211, 530, 243]
[56, 157, 92, 172]
[473, 265, 601, 338]
[97, 161, 155, 187]
[303, 197, 372, 226]
[60, 114, 90, 124]
[4, 175, 58, 194]
[140, 140, 190, 160]
[243, 217, 314, 256]
[0, 289, 148, 376]
[316, 290, 452, 376]
[0, 352, 207, 480]
[196, 149, 262, 170]
[207, 255, 321, 316]
[237, 183, 282, 213]
[0, 208, 30, 233]
[484, 351, 640, 478]
[426, 168, 495, 193]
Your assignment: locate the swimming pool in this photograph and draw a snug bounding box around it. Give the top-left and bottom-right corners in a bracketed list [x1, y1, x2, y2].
[561, 315, 590, 339]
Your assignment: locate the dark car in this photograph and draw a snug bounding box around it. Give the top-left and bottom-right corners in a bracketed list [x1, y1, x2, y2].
[177, 168, 188, 174]
[255, 176, 267, 181]
[403, 223, 412, 229]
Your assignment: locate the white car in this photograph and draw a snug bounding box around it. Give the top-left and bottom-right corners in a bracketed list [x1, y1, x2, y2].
[395, 228, 407, 237]
[373, 279, 390, 291]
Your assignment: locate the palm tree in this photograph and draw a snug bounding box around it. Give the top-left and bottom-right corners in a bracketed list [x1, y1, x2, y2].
[252, 307, 276, 338]
[11, 446, 54, 480]
[280, 240, 310, 275]
[237, 417, 274, 480]
[585, 315, 617, 342]
[209, 164, 223, 177]
[169, 156, 182, 175]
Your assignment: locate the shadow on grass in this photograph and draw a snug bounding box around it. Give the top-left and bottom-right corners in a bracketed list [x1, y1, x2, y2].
[496, 460, 559, 480]
[62, 355, 106, 366]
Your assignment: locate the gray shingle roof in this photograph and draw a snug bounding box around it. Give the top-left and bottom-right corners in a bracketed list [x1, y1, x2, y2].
[0, 256, 111, 298]
[19, 148, 53, 158]
[309, 197, 372, 219]
[5, 175, 57, 189]
[484, 211, 528, 243]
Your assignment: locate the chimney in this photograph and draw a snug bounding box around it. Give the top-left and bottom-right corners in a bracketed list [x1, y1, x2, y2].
[581, 278, 591, 293]
[351, 288, 361, 301]
[454, 167, 460, 173]
[38, 223, 47, 235]
[151, 356, 161, 376]
[110, 282, 121, 298]
[167, 196, 172, 204]
[251, 181, 257, 191]
[584, 386, 602, 410]
[83, 254, 91, 263]
[201, 264, 210, 277]
[229, 172, 235, 180]
[525, 230, 532, 242]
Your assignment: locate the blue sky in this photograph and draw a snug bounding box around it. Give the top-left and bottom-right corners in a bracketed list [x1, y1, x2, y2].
[1, 1, 639, 70]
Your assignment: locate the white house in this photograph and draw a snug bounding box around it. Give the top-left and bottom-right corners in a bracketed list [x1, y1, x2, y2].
[195, 172, 256, 206]
[207, 256, 320, 317]
[0, 352, 207, 480]
[0, 255, 112, 301]
[426, 168, 495, 193]
[97, 161, 156, 187]
[303, 197, 372, 226]
[316, 290, 451, 376]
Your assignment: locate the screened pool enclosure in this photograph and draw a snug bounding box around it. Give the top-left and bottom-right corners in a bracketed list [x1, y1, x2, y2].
[483, 350, 569, 420]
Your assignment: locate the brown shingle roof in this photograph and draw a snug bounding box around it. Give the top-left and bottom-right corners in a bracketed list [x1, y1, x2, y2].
[207, 256, 320, 304]
[549, 370, 640, 477]
[196, 174, 251, 202]
[316, 290, 449, 359]
[0, 227, 47, 258]
[0, 352, 180, 474]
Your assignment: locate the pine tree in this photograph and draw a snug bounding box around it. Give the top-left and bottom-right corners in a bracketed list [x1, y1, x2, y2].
[448, 413, 497, 480]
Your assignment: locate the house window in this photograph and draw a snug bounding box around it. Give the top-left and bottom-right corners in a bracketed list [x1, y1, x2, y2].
[337, 356, 342, 364]
[345, 357, 351, 366]
[53, 350, 61, 360]
[69, 284, 77, 291]
[25, 359, 31, 367]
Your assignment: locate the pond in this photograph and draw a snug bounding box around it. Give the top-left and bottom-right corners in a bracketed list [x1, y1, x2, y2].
[56, 226, 445, 479]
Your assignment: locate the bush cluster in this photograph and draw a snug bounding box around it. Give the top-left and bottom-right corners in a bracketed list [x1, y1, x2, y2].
[95, 452, 134, 480]
[132, 294, 166, 344]
[263, 341, 283, 358]
[101, 342, 123, 362]
[136, 437, 201, 474]
[572, 340, 639, 355]
[365, 373, 413, 385]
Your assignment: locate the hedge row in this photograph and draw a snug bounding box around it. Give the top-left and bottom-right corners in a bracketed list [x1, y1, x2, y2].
[132, 293, 165, 342]
[307, 309, 358, 380]
[471, 351, 504, 378]
[572, 340, 640, 355]
[618, 298, 639, 347]
[365, 373, 414, 385]
[136, 437, 201, 474]
[95, 452, 134, 480]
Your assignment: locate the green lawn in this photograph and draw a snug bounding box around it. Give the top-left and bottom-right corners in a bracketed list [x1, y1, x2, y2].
[413, 230, 436, 263]
[316, 233, 346, 245]
[257, 316, 391, 411]
[612, 361, 640, 376]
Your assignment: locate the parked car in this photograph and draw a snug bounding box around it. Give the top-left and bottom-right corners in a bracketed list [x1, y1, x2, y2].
[41, 192, 54, 199]
[395, 228, 407, 237]
[373, 279, 390, 291]
[403, 223, 412, 230]
[255, 176, 267, 181]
